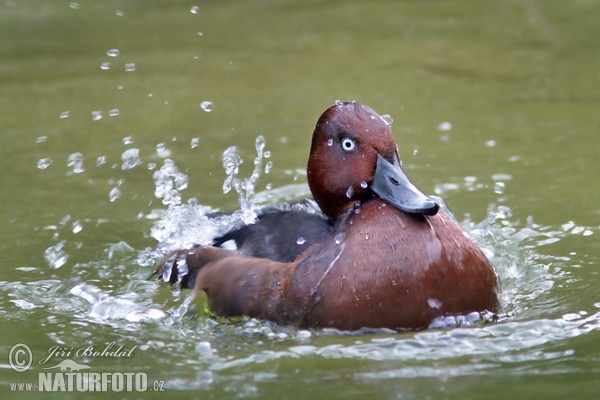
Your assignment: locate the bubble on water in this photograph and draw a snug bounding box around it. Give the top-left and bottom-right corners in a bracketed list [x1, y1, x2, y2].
[190, 5, 199, 14]
[96, 156, 107, 167]
[109, 187, 121, 202]
[100, 62, 111, 70]
[67, 152, 85, 174]
[37, 158, 52, 170]
[190, 137, 200, 149]
[59, 111, 70, 119]
[91, 110, 103, 121]
[296, 237, 306, 245]
[125, 63, 136, 72]
[156, 143, 171, 158]
[200, 101, 214, 112]
[437, 121, 452, 131]
[121, 148, 141, 170]
[381, 114, 394, 127]
[44, 240, 68, 269]
[106, 48, 120, 57]
[109, 108, 120, 117]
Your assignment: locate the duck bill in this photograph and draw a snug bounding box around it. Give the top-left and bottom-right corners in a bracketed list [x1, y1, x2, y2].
[371, 154, 439, 216]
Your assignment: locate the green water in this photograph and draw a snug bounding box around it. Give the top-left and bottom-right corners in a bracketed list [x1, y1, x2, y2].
[1, 1, 599, 398]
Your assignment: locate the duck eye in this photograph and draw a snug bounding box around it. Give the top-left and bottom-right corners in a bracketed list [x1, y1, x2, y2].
[341, 137, 356, 152]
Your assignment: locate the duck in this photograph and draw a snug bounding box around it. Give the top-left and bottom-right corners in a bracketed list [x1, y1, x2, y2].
[155, 102, 501, 330]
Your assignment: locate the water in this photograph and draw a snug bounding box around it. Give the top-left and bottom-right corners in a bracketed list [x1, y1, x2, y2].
[1, 1, 600, 398]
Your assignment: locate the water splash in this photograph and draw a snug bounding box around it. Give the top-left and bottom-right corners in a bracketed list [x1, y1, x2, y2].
[44, 240, 68, 269]
[221, 136, 267, 224]
[152, 159, 188, 206]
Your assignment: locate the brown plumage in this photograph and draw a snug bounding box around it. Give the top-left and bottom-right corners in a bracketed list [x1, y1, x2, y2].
[155, 102, 500, 330]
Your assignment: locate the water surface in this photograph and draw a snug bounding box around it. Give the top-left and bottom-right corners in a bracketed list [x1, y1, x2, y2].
[1, 1, 599, 398]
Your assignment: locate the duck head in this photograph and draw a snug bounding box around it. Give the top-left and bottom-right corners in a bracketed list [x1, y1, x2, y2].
[307, 102, 439, 218]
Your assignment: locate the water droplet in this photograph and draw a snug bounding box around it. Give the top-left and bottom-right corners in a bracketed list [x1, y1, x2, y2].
[96, 156, 107, 166]
[485, 139, 497, 147]
[156, 143, 171, 158]
[125, 63, 136, 72]
[190, 137, 200, 149]
[100, 62, 111, 70]
[109, 187, 121, 202]
[117, 84, 124, 90]
[67, 152, 85, 174]
[69, 2, 79, 10]
[106, 48, 120, 57]
[437, 121, 452, 131]
[91, 110, 102, 121]
[121, 148, 141, 170]
[109, 108, 119, 117]
[413, 148, 419, 156]
[37, 158, 52, 170]
[44, 240, 68, 269]
[360, 181, 368, 189]
[335, 232, 345, 245]
[59, 111, 70, 119]
[296, 237, 306, 245]
[36, 136, 48, 143]
[327, 138, 334, 147]
[264, 161, 273, 174]
[72, 220, 83, 234]
[196, 31, 204, 36]
[200, 101, 214, 112]
[265, 183, 272, 190]
[381, 114, 393, 126]
[334, 99, 343, 106]
[122, 136, 133, 145]
[116, 10, 124, 17]
[147, 163, 156, 170]
[346, 186, 354, 199]
[427, 298, 442, 309]
[494, 181, 505, 194]
[264, 150, 271, 158]
[190, 5, 199, 14]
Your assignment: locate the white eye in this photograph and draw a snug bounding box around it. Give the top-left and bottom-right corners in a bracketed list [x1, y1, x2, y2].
[341, 137, 356, 152]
